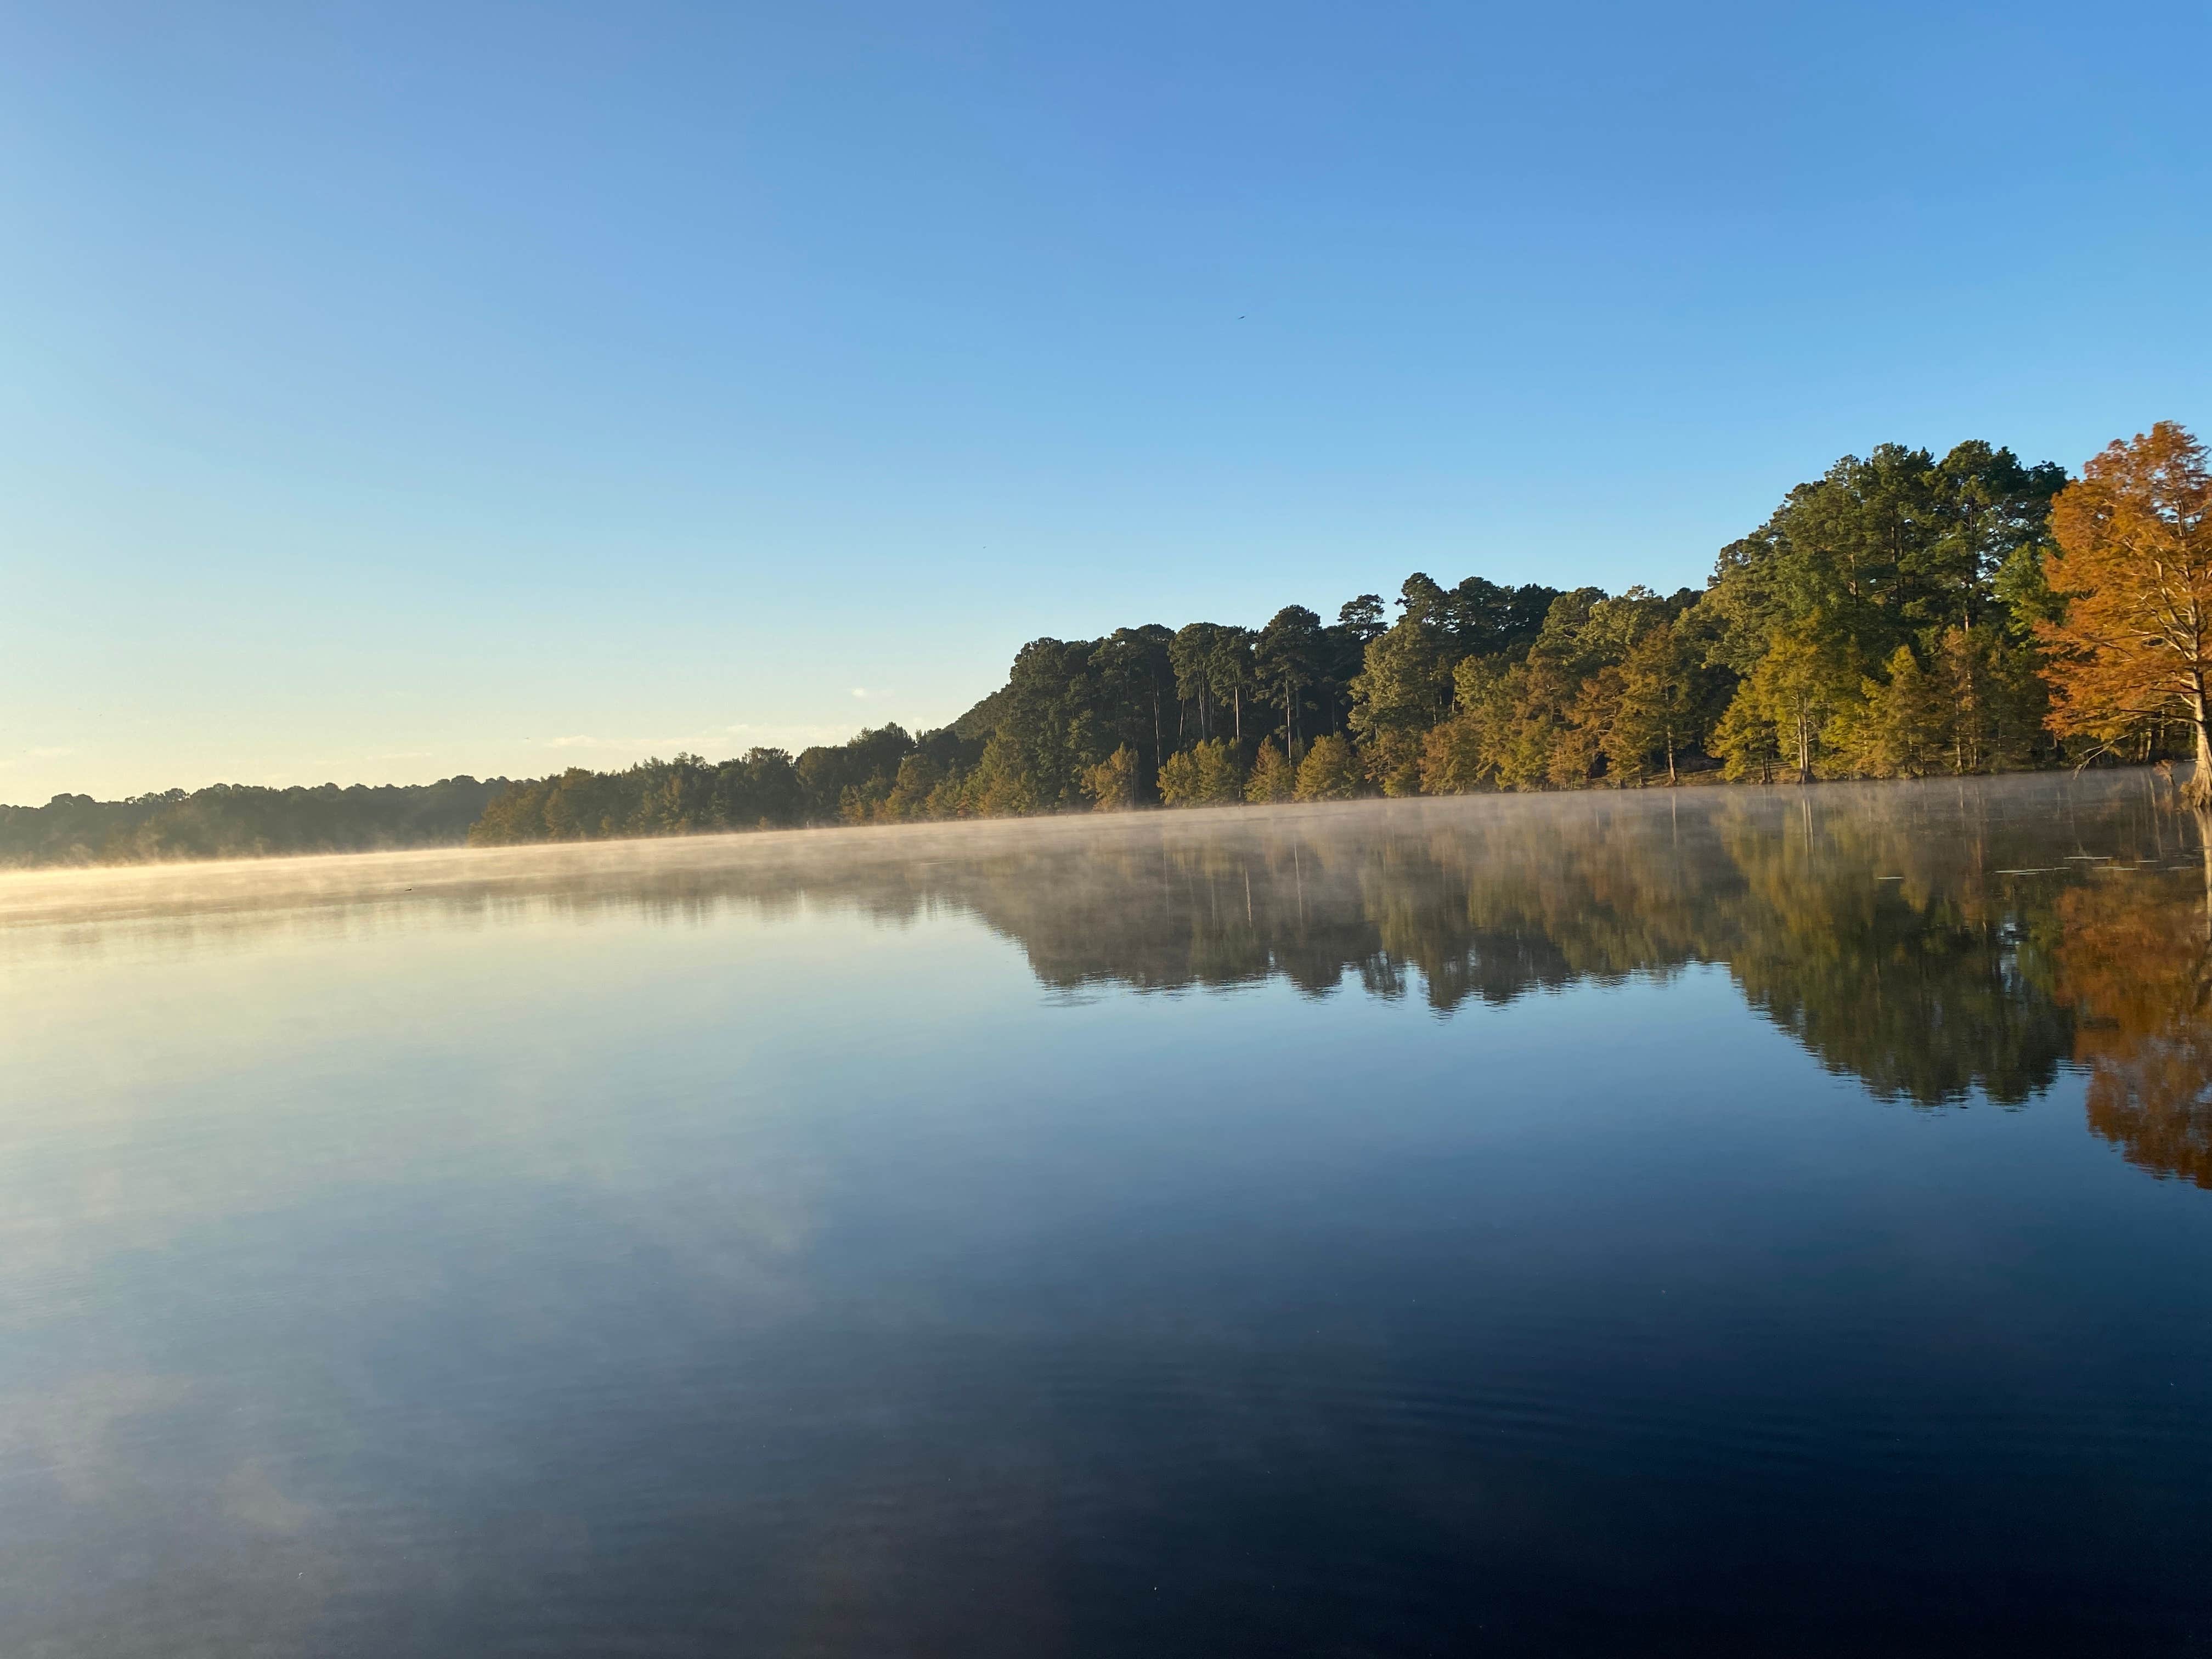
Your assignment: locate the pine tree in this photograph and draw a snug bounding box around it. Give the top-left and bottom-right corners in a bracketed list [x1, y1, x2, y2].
[1605, 620, 1703, 785]
[1081, 745, 1140, 811]
[1294, 734, 1362, 800]
[1245, 741, 1296, 803]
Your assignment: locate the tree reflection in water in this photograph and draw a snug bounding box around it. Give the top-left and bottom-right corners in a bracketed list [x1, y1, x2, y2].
[2053, 816, 2212, 1187]
[12, 772, 2208, 1183]
[958, 786, 2090, 1107]
[957, 778, 2209, 1153]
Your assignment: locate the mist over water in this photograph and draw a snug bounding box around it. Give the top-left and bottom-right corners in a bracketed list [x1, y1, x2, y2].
[5, 775, 2211, 1656]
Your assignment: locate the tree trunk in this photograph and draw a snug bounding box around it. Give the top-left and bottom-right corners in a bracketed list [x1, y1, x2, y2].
[2198, 805, 2212, 945]
[2190, 690, 2212, 810]
[1666, 734, 1677, 787]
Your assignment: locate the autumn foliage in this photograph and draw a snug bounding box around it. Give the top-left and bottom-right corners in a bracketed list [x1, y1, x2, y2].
[2040, 423, 2212, 800]
[2053, 871, 2212, 1188]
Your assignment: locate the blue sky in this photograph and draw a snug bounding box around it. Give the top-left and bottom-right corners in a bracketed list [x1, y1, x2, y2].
[4, 1, 2207, 802]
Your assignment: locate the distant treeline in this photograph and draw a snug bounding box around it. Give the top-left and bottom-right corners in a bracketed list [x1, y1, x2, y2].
[13, 430, 2204, 865]
[0, 778, 506, 868]
[471, 437, 2144, 846]
[466, 727, 987, 845]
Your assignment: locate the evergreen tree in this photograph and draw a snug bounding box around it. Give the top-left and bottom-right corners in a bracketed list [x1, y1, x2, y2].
[1605, 621, 1707, 785]
[1254, 606, 1326, 762]
[1832, 645, 1946, 778]
[1159, 739, 1244, 806]
[1081, 745, 1141, 811]
[1245, 740, 1296, 803]
[1348, 578, 1453, 794]
[1294, 735, 1362, 801]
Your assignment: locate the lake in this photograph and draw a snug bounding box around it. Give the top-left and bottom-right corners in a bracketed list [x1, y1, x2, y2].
[4, 771, 2210, 1656]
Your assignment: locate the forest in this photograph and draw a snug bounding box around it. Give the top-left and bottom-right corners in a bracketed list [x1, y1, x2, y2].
[472, 428, 2198, 846]
[7, 424, 2206, 866]
[0, 777, 507, 868]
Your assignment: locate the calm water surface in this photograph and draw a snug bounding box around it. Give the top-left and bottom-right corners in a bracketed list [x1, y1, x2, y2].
[5, 774, 2211, 1656]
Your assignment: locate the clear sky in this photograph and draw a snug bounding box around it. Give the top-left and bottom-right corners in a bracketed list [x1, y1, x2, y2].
[4, 1, 2207, 803]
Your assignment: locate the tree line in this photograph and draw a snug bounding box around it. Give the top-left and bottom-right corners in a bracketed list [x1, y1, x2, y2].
[9, 424, 2204, 866]
[472, 423, 2212, 845]
[0, 777, 507, 868]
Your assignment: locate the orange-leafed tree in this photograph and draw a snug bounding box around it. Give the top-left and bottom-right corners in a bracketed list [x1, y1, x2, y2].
[2040, 422, 2212, 802]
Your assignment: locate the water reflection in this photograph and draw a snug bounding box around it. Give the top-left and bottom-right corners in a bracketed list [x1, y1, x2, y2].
[10, 772, 2187, 1120]
[6, 773, 2212, 1655]
[2054, 851, 2212, 1187]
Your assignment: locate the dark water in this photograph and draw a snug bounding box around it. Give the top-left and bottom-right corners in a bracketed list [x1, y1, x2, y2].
[5, 772, 2211, 1657]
